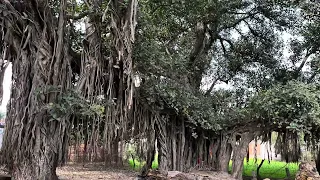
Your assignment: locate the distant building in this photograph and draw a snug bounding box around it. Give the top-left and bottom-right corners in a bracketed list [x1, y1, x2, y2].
[248, 140, 281, 160]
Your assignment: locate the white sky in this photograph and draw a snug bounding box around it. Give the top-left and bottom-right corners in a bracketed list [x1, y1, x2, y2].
[0, 64, 12, 113]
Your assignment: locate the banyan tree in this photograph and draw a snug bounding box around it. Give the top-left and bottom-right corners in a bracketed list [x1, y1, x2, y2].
[0, 0, 138, 179]
[0, 0, 320, 180]
[0, 0, 73, 179]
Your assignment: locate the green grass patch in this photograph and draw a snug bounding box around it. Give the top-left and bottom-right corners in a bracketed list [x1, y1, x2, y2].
[128, 154, 159, 171]
[128, 156, 299, 179]
[128, 158, 145, 170]
[229, 158, 299, 179]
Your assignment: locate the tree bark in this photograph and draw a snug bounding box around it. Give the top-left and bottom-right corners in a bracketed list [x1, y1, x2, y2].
[198, 135, 204, 169]
[171, 117, 177, 171]
[316, 150, 320, 175]
[156, 116, 169, 174]
[141, 116, 156, 176]
[179, 119, 186, 171]
[231, 132, 254, 180]
[210, 139, 220, 169]
[0, 0, 71, 179]
[216, 135, 232, 172]
[103, 0, 138, 167]
[157, 115, 197, 173]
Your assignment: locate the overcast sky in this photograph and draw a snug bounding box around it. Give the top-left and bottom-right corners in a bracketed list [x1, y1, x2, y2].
[0, 64, 12, 113]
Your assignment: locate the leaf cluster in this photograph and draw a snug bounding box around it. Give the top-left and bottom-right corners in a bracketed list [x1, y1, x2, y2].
[35, 86, 105, 121]
[248, 81, 320, 134]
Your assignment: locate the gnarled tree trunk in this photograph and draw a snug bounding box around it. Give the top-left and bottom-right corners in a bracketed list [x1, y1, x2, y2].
[0, 1, 71, 179]
[216, 134, 232, 172]
[73, 0, 106, 163]
[156, 115, 169, 174]
[103, 0, 138, 167]
[231, 132, 254, 180]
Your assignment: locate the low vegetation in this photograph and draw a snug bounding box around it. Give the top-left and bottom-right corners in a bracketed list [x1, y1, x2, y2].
[129, 157, 299, 179]
[237, 159, 299, 179]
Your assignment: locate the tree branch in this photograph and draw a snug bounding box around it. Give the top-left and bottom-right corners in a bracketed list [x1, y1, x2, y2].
[296, 50, 311, 73]
[218, 36, 234, 50]
[308, 71, 317, 83]
[226, 11, 252, 15]
[244, 20, 271, 43]
[189, 22, 206, 67]
[220, 39, 227, 55]
[221, 12, 258, 30]
[205, 77, 220, 96]
[67, 11, 93, 20]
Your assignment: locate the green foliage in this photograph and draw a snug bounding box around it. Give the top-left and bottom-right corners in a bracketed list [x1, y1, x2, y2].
[248, 81, 320, 133]
[140, 78, 222, 130]
[134, 0, 305, 132]
[35, 86, 105, 121]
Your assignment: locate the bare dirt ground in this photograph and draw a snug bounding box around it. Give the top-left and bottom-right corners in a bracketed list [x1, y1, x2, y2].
[57, 163, 138, 180]
[56, 163, 236, 180]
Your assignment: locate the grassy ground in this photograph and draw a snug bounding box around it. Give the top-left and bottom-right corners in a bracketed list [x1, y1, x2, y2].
[231, 158, 299, 179]
[128, 157, 299, 179]
[128, 154, 158, 171]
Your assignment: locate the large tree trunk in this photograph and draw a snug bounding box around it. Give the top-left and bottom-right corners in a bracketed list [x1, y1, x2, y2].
[216, 134, 232, 172]
[74, 0, 105, 163]
[0, 1, 71, 179]
[179, 118, 186, 171]
[231, 132, 254, 180]
[157, 115, 186, 173]
[156, 115, 169, 174]
[141, 116, 156, 176]
[103, 0, 138, 167]
[157, 116, 212, 173]
[155, 116, 169, 175]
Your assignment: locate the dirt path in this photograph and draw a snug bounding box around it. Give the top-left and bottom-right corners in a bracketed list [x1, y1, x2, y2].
[57, 163, 137, 180]
[56, 163, 238, 180]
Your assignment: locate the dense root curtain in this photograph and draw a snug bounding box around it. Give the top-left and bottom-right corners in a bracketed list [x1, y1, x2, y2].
[0, 0, 72, 179]
[71, 0, 106, 162]
[103, 0, 138, 166]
